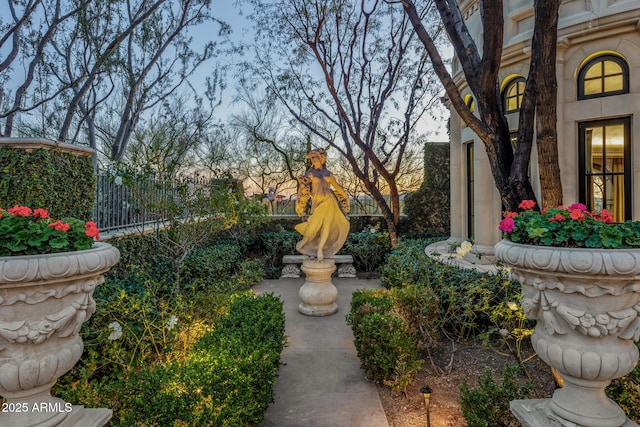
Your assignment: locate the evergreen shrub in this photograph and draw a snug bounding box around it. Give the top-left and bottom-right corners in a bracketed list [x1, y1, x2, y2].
[55, 292, 285, 426]
[380, 238, 520, 338]
[460, 364, 534, 427]
[347, 288, 426, 392]
[342, 229, 392, 274]
[403, 142, 449, 234]
[0, 145, 95, 220]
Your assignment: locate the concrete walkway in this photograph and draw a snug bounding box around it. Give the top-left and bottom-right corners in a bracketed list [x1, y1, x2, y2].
[253, 277, 390, 427]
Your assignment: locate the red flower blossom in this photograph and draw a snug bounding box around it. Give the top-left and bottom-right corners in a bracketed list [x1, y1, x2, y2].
[505, 211, 518, 218]
[84, 221, 100, 240]
[499, 217, 515, 232]
[569, 209, 585, 221]
[599, 209, 614, 223]
[48, 220, 70, 232]
[548, 213, 566, 222]
[8, 205, 32, 217]
[518, 200, 536, 210]
[33, 208, 49, 219]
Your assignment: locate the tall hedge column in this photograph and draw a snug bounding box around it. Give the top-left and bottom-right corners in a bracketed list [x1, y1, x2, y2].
[0, 138, 95, 220]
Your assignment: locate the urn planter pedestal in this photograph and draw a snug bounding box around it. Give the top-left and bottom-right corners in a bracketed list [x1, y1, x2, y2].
[0, 243, 120, 427]
[495, 240, 640, 427]
[298, 258, 338, 316]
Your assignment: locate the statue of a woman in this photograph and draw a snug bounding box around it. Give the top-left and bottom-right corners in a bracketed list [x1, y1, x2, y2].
[295, 149, 350, 262]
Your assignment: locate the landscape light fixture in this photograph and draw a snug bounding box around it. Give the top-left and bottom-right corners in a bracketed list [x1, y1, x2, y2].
[421, 385, 433, 427]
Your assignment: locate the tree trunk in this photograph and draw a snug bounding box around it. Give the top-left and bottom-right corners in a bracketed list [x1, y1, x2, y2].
[532, 0, 562, 209]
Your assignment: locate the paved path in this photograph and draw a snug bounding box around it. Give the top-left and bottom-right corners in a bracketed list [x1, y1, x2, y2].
[253, 277, 390, 427]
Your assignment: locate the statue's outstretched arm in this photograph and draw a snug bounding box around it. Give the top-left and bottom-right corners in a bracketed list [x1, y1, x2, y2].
[327, 173, 350, 214]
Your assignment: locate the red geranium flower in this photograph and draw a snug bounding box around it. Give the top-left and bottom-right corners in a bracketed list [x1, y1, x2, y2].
[8, 205, 32, 217]
[84, 221, 100, 240]
[518, 200, 536, 210]
[33, 208, 49, 219]
[599, 209, 614, 223]
[569, 209, 585, 221]
[48, 220, 70, 232]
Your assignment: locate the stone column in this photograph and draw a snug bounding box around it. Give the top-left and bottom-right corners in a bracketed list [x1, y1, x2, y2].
[298, 259, 338, 316]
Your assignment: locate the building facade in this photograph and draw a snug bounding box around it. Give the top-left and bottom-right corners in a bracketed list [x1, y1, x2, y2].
[448, 0, 640, 259]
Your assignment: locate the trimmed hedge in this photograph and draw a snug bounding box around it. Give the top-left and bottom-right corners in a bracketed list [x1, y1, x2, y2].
[403, 142, 450, 234]
[56, 291, 285, 427]
[0, 145, 95, 220]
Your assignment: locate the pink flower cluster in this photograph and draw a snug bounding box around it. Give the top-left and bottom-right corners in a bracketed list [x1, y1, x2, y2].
[499, 199, 615, 235]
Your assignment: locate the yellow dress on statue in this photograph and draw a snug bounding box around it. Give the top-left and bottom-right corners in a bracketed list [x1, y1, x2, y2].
[295, 169, 350, 262]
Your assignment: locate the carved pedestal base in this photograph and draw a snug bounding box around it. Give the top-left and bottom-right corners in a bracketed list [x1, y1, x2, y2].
[495, 240, 640, 427]
[511, 399, 638, 427]
[298, 259, 338, 316]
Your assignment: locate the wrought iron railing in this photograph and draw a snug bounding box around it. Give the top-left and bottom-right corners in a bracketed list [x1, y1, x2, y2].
[94, 172, 404, 234]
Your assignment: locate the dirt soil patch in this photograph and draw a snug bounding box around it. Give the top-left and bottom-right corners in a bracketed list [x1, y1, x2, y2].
[378, 339, 557, 426]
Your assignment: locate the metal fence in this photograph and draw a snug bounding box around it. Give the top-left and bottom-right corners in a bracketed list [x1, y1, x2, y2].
[93, 172, 222, 234]
[94, 172, 405, 234]
[264, 195, 405, 217]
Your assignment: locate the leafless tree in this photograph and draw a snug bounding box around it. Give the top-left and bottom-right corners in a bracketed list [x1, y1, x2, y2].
[401, 0, 562, 210]
[1, 0, 228, 168]
[239, 0, 447, 245]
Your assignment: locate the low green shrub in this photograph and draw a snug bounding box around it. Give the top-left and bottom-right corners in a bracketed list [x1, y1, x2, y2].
[242, 231, 299, 278]
[347, 288, 424, 392]
[351, 311, 422, 392]
[381, 239, 521, 339]
[460, 364, 534, 427]
[179, 243, 244, 284]
[55, 292, 285, 427]
[342, 229, 392, 274]
[390, 284, 440, 349]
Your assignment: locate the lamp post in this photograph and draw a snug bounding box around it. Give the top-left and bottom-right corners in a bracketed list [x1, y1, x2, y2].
[421, 385, 432, 427]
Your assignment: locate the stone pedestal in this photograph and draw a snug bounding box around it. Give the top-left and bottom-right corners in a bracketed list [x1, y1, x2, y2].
[298, 258, 338, 316]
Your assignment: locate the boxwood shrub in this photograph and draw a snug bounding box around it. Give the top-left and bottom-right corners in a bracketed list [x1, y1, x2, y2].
[347, 287, 431, 392]
[55, 292, 285, 426]
[380, 238, 520, 338]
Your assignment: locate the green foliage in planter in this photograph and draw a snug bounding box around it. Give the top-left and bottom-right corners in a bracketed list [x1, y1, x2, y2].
[342, 229, 392, 274]
[0, 147, 95, 220]
[346, 288, 425, 392]
[403, 142, 449, 234]
[380, 239, 521, 339]
[460, 364, 534, 427]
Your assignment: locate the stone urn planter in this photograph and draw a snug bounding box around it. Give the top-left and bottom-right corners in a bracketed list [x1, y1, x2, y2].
[0, 242, 120, 427]
[495, 240, 640, 427]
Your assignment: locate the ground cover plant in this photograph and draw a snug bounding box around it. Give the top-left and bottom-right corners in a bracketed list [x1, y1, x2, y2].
[53, 230, 286, 427]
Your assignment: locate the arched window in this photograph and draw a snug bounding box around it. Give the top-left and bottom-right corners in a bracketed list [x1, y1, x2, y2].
[464, 94, 475, 114]
[578, 55, 629, 100]
[462, 94, 475, 128]
[502, 77, 526, 113]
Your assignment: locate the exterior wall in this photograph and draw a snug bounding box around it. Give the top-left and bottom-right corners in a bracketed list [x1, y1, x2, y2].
[449, 0, 640, 256]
